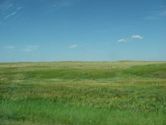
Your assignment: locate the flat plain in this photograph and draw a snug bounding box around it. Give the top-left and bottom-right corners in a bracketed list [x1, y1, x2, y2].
[0, 61, 166, 125]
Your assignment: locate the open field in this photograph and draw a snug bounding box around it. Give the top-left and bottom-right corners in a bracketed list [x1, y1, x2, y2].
[0, 61, 166, 125]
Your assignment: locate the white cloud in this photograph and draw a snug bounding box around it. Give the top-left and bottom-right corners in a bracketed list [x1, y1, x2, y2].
[131, 35, 143, 40]
[23, 45, 39, 52]
[69, 44, 78, 49]
[117, 39, 127, 43]
[118, 34, 143, 43]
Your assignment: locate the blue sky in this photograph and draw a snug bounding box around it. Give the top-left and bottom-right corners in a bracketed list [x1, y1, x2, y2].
[0, 0, 166, 62]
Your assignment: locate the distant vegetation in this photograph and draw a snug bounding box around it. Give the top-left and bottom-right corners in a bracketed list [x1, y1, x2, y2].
[0, 61, 166, 125]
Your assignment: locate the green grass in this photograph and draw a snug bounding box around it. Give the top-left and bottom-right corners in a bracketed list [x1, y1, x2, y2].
[0, 61, 166, 125]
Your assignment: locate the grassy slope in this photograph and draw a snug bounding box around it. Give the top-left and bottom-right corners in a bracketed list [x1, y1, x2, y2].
[0, 61, 166, 125]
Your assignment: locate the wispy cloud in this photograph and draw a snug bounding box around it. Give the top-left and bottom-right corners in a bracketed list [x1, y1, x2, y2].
[56, 0, 73, 8]
[118, 34, 143, 43]
[4, 45, 15, 49]
[0, 1, 13, 11]
[159, 10, 166, 16]
[144, 15, 158, 20]
[23, 45, 39, 52]
[51, 0, 80, 9]
[4, 6, 22, 20]
[4, 11, 17, 20]
[69, 44, 78, 49]
[3, 45, 39, 52]
[0, 1, 23, 22]
[145, 8, 166, 20]
[52, 4, 57, 8]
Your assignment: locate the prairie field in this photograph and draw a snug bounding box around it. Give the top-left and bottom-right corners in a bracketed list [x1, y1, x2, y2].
[0, 61, 166, 125]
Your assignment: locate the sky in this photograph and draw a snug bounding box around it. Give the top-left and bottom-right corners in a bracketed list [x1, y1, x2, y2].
[0, 0, 166, 62]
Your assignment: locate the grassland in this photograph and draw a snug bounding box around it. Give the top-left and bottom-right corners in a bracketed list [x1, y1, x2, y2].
[0, 61, 166, 125]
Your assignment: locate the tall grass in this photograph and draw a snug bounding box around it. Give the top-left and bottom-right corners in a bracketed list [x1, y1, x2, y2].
[0, 61, 166, 125]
